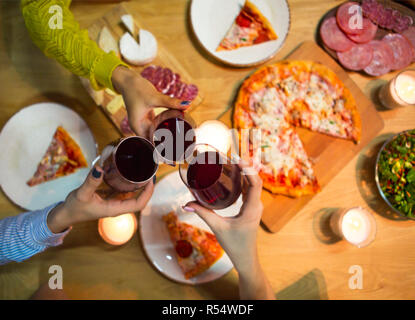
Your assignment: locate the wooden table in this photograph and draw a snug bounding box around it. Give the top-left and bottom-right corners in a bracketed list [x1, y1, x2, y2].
[0, 0, 414, 300]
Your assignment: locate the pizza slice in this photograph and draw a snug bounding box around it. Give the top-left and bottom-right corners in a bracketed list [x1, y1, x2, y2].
[163, 212, 224, 279]
[27, 126, 88, 186]
[283, 62, 361, 143]
[216, 0, 278, 52]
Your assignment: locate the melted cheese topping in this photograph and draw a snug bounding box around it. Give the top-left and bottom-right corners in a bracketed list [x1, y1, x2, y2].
[247, 72, 353, 186]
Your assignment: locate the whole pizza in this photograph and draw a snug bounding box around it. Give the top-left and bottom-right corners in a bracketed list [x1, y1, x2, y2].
[234, 60, 361, 197]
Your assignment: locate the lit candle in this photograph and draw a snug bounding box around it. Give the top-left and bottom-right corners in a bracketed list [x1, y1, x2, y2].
[196, 120, 232, 154]
[330, 207, 376, 248]
[379, 69, 415, 109]
[98, 213, 137, 246]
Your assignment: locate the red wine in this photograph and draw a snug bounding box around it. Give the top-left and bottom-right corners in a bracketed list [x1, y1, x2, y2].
[115, 137, 156, 182]
[186, 151, 242, 209]
[154, 118, 195, 162]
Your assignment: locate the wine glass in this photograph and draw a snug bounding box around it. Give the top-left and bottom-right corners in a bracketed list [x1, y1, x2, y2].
[98, 136, 158, 199]
[179, 144, 243, 210]
[149, 109, 196, 165]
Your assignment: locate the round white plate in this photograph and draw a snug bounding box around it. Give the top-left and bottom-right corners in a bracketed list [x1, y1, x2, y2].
[139, 171, 243, 285]
[190, 0, 290, 67]
[0, 103, 97, 211]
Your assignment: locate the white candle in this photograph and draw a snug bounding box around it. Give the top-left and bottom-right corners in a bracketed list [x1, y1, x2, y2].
[196, 120, 232, 154]
[394, 72, 415, 105]
[98, 213, 137, 246]
[341, 209, 371, 245]
[330, 207, 376, 248]
[379, 70, 415, 109]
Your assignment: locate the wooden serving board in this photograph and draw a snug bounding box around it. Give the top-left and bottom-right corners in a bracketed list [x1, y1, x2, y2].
[82, 4, 203, 136]
[219, 41, 384, 233]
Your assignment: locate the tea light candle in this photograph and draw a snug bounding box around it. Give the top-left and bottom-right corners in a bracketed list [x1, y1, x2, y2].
[395, 72, 415, 104]
[98, 213, 137, 246]
[196, 120, 232, 154]
[330, 207, 376, 248]
[379, 69, 415, 109]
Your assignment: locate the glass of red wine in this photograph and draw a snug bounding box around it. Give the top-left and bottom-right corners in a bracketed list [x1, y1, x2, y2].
[98, 136, 158, 199]
[179, 144, 243, 210]
[149, 109, 196, 165]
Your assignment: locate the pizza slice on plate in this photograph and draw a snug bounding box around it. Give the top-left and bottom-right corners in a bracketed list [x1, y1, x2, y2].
[163, 211, 224, 279]
[27, 126, 88, 186]
[216, 0, 278, 52]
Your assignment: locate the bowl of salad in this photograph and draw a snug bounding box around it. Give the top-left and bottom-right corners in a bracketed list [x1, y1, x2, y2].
[375, 129, 415, 219]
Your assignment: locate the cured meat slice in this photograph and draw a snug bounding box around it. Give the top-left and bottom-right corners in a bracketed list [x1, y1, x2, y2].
[382, 33, 414, 70]
[347, 18, 378, 43]
[320, 17, 354, 52]
[140, 65, 156, 80]
[120, 116, 134, 135]
[175, 82, 187, 99]
[363, 40, 394, 76]
[361, 0, 412, 33]
[402, 26, 415, 61]
[141, 66, 198, 101]
[181, 84, 199, 101]
[337, 2, 364, 35]
[337, 43, 373, 71]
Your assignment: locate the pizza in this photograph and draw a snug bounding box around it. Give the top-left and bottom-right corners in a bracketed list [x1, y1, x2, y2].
[163, 212, 224, 279]
[216, 0, 278, 52]
[234, 60, 361, 197]
[27, 126, 88, 186]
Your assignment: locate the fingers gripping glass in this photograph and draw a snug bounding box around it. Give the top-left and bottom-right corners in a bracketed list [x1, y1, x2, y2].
[179, 144, 243, 210]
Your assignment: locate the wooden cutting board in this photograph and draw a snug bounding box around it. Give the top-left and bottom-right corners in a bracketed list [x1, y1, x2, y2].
[82, 4, 203, 136]
[219, 40, 384, 233]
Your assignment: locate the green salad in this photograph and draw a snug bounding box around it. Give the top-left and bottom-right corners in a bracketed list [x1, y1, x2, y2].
[377, 129, 415, 218]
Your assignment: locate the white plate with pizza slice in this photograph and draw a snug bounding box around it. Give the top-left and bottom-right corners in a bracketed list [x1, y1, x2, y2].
[139, 171, 242, 285]
[190, 0, 290, 67]
[0, 102, 97, 211]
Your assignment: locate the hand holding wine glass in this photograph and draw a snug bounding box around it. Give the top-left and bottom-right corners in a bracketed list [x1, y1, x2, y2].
[111, 67, 191, 138]
[47, 165, 155, 234]
[182, 161, 275, 300]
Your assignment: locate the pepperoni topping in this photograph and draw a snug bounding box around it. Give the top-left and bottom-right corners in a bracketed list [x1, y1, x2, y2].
[175, 240, 193, 258]
[347, 18, 377, 43]
[382, 33, 414, 71]
[236, 12, 252, 28]
[337, 43, 373, 71]
[337, 2, 364, 35]
[254, 29, 269, 44]
[320, 17, 354, 52]
[363, 40, 394, 76]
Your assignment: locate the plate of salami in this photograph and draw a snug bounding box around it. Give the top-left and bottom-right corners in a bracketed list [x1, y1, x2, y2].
[318, 0, 415, 76]
[139, 171, 240, 285]
[0, 103, 97, 211]
[190, 0, 290, 67]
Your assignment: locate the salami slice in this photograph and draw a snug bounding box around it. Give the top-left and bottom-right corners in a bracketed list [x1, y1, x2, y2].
[363, 40, 394, 76]
[181, 84, 199, 101]
[347, 18, 377, 43]
[337, 2, 364, 35]
[337, 43, 373, 71]
[140, 65, 156, 80]
[382, 33, 414, 70]
[141, 65, 198, 101]
[320, 17, 354, 52]
[402, 26, 415, 61]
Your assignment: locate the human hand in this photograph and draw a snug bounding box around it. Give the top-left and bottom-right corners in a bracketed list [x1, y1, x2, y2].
[47, 166, 154, 233]
[182, 161, 263, 274]
[111, 66, 190, 138]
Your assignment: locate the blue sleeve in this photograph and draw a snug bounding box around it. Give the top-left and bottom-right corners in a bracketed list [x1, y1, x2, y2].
[0, 202, 71, 265]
